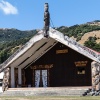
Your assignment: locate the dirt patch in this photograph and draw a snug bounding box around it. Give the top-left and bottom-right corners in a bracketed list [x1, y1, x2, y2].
[79, 31, 100, 44]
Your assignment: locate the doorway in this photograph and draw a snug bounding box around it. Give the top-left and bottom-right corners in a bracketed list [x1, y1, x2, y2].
[35, 70, 48, 87]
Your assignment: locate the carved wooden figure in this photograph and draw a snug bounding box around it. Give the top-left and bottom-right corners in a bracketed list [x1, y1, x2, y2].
[44, 3, 50, 37]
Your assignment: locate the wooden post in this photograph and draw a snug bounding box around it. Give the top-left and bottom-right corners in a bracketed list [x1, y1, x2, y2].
[11, 67, 15, 88]
[18, 67, 22, 86]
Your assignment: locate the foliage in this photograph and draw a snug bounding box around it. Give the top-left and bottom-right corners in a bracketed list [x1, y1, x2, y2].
[57, 24, 100, 41]
[84, 37, 100, 52]
[0, 28, 38, 64]
[58, 24, 100, 52]
[0, 28, 37, 42]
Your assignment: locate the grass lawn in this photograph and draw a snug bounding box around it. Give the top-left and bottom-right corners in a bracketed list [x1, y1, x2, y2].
[0, 96, 100, 100]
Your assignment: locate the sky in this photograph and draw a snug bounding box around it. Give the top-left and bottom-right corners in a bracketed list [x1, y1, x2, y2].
[0, 0, 100, 30]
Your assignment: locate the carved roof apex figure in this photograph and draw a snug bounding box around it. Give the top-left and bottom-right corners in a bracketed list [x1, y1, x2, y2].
[44, 3, 49, 12]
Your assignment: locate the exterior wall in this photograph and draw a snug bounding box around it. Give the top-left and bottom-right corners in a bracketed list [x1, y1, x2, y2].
[23, 42, 92, 87]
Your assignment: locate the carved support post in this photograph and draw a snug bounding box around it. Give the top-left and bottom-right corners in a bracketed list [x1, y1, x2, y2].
[91, 61, 100, 91]
[2, 68, 10, 92]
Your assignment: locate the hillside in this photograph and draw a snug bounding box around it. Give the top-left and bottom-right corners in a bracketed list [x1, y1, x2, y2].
[57, 22, 100, 52]
[0, 28, 37, 42]
[0, 28, 38, 64]
[78, 20, 100, 45]
[0, 21, 100, 64]
[79, 31, 100, 44]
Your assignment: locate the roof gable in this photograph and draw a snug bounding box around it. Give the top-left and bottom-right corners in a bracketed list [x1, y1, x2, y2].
[0, 28, 100, 72]
[49, 28, 100, 63]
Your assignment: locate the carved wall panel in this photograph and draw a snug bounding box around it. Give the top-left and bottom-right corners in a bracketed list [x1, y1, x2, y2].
[42, 70, 47, 87]
[2, 68, 10, 92]
[91, 61, 100, 90]
[35, 70, 40, 87]
[35, 70, 48, 87]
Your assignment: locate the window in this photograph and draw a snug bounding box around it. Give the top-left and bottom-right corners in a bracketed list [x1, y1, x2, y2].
[77, 67, 85, 74]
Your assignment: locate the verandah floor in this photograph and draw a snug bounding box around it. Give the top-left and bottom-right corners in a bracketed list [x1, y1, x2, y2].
[8, 86, 91, 90]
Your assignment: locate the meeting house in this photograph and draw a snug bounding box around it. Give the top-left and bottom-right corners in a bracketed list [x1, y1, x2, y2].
[0, 3, 100, 92]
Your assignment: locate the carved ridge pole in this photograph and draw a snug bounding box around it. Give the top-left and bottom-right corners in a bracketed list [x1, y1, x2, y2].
[2, 68, 10, 92]
[44, 3, 50, 38]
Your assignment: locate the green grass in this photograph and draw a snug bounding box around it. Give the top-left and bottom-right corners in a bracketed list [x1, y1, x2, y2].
[0, 96, 100, 100]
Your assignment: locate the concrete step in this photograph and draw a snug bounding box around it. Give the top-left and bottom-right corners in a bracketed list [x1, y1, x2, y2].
[0, 87, 90, 96]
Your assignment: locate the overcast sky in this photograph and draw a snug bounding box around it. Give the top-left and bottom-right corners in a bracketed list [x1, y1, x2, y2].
[0, 0, 100, 30]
